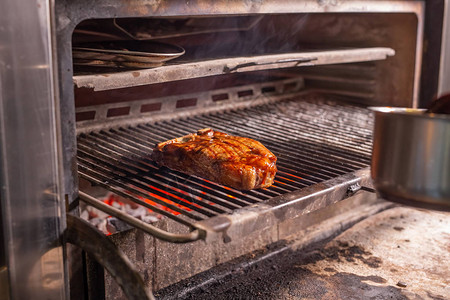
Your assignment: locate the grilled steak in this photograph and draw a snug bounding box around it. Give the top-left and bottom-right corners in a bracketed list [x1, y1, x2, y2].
[151, 128, 277, 190]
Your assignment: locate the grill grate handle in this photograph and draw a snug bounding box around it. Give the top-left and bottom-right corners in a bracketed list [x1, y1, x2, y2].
[79, 191, 204, 243]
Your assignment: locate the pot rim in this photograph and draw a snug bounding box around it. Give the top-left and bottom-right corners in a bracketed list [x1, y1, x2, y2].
[369, 106, 450, 121]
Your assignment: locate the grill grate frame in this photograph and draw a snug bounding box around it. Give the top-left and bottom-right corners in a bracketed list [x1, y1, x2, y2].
[77, 93, 374, 236]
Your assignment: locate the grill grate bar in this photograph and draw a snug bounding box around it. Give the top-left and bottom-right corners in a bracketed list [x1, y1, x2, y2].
[78, 168, 200, 225]
[205, 100, 373, 157]
[296, 100, 375, 124]
[169, 121, 346, 183]
[128, 125, 276, 199]
[248, 104, 373, 152]
[149, 123, 298, 194]
[77, 145, 227, 216]
[217, 103, 372, 158]
[153, 121, 314, 190]
[163, 122, 355, 196]
[109, 127, 293, 195]
[77, 156, 208, 220]
[170, 117, 359, 177]
[151, 122, 307, 188]
[78, 134, 261, 208]
[133, 124, 283, 199]
[77, 95, 374, 233]
[106, 128, 292, 199]
[276, 168, 323, 185]
[242, 106, 373, 154]
[225, 113, 371, 168]
[79, 132, 267, 206]
[259, 99, 373, 129]
[123, 126, 271, 202]
[199, 113, 370, 168]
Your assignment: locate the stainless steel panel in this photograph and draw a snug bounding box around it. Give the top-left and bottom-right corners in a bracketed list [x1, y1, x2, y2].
[0, 0, 67, 299]
[57, 0, 424, 21]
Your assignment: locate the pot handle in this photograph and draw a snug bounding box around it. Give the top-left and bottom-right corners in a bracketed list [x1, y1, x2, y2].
[65, 214, 154, 300]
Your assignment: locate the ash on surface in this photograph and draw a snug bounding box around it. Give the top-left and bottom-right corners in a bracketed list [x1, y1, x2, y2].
[155, 207, 450, 300]
[155, 242, 403, 300]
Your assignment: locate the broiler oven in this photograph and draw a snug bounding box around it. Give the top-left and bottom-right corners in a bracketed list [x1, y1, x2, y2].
[1, 0, 449, 299]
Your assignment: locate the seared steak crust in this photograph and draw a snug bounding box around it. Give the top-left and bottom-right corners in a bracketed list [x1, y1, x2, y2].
[151, 128, 277, 190]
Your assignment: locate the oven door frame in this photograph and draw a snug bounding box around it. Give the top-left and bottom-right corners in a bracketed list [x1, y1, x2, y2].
[0, 0, 68, 299]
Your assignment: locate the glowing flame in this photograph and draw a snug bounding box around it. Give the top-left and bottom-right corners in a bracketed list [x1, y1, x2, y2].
[274, 180, 287, 185]
[276, 175, 296, 183]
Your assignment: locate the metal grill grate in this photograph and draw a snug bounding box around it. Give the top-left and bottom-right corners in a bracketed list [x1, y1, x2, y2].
[77, 94, 374, 234]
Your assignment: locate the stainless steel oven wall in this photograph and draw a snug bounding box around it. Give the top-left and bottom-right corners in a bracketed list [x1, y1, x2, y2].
[0, 0, 67, 299]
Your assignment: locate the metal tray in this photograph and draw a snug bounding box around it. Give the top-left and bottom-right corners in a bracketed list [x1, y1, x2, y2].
[73, 41, 185, 67]
[73, 58, 163, 69]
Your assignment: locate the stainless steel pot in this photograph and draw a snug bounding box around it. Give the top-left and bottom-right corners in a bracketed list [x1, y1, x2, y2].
[370, 107, 450, 211]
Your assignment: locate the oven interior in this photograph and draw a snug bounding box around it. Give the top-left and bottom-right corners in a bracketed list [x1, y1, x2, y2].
[69, 11, 423, 299]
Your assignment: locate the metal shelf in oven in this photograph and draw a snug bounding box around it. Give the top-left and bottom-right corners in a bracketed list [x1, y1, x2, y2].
[73, 47, 394, 92]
